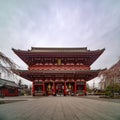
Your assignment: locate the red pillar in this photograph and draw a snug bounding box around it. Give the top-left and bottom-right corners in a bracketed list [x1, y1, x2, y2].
[4, 88, 7, 96]
[64, 81, 66, 95]
[52, 81, 55, 95]
[43, 81, 45, 95]
[74, 80, 77, 95]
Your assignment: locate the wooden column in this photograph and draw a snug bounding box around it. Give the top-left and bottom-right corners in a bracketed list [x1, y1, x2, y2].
[64, 81, 66, 96]
[52, 81, 55, 95]
[74, 80, 77, 95]
[43, 81, 45, 95]
[16, 88, 19, 96]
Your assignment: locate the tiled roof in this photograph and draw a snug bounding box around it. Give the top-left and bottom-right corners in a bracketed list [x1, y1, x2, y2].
[0, 78, 19, 88]
[12, 69, 104, 81]
[31, 47, 88, 52]
[99, 60, 120, 76]
[12, 47, 105, 53]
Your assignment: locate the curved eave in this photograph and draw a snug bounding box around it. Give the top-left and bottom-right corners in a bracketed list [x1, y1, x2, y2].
[89, 48, 105, 66]
[12, 69, 105, 82]
[12, 48, 105, 66]
[12, 48, 30, 65]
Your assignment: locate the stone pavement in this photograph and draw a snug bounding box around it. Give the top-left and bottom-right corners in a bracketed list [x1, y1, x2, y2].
[0, 96, 120, 120]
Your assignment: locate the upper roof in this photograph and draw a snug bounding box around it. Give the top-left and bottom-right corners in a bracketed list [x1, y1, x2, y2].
[13, 47, 105, 53]
[12, 47, 105, 66]
[31, 47, 88, 52]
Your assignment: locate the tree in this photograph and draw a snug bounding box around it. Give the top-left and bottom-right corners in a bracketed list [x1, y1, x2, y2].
[99, 60, 120, 97]
[86, 83, 92, 93]
[105, 83, 120, 97]
[0, 51, 18, 79]
[99, 60, 120, 87]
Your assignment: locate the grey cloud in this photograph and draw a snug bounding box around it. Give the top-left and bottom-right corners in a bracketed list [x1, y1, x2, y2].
[0, 0, 120, 86]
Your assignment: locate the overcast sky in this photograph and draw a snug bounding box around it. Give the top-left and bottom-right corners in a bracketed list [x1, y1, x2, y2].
[0, 0, 120, 86]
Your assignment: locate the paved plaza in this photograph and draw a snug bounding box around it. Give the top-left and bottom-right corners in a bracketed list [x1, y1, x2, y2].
[0, 96, 120, 120]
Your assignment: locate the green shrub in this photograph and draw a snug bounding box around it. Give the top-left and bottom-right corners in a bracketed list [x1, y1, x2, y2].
[105, 83, 120, 98]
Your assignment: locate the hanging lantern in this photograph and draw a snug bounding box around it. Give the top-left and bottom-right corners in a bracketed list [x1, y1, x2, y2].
[48, 83, 51, 91]
[69, 83, 71, 89]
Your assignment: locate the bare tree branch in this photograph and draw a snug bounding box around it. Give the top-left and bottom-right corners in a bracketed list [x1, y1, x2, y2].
[0, 51, 19, 79]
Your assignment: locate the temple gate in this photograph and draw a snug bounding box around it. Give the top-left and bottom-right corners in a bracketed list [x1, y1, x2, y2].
[12, 47, 105, 96]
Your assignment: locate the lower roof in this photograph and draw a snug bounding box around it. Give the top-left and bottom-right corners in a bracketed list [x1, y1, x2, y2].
[13, 69, 103, 81]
